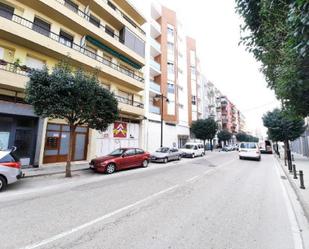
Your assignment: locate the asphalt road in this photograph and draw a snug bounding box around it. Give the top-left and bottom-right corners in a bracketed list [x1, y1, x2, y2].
[0, 152, 300, 249]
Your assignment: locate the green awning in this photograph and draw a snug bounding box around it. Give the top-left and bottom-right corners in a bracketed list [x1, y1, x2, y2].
[85, 35, 142, 70]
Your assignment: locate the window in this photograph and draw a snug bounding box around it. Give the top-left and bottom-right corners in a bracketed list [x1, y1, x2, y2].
[168, 83, 175, 94]
[64, 0, 78, 13]
[118, 90, 133, 105]
[125, 149, 136, 156]
[33, 17, 50, 37]
[25, 56, 45, 70]
[105, 25, 114, 37]
[107, 0, 116, 10]
[0, 2, 14, 20]
[89, 14, 100, 28]
[167, 62, 174, 73]
[135, 149, 144, 155]
[167, 42, 174, 52]
[59, 30, 73, 48]
[192, 96, 197, 105]
[0, 47, 4, 59]
[167, 26, 174, 37]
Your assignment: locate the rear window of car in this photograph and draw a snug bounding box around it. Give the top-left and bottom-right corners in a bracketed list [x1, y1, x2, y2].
[0, 153, 16, 163]
[240, 143, 257, 149]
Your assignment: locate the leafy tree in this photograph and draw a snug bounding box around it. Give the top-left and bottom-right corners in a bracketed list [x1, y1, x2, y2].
[26, 61, 118, 177]
[236, 132, 259, 143]
[217, 130, 232, 145]
[191, 118, 218, 152]
[262, 108, 305, 169]
[235, 0, 309, 117]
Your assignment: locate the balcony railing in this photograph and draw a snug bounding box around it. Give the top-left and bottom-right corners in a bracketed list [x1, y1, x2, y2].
[0, 60, 144, 109]
[0, 60, 31, 76]
[149, 81, 161, 92]
[150, 37, 161, 52]
[0, 13, 144, 83]
[150, 59, 161, 72]
[149, 104, 160, 114]
[115, 95, 144, 109]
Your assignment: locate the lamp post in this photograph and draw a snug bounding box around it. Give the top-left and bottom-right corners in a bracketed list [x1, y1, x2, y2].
[154, 94, 169, 147]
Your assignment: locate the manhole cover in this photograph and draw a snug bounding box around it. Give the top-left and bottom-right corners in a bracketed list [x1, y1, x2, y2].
[281, 175, 287, 180]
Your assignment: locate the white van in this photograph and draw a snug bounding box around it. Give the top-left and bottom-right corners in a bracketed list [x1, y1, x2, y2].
[180, 142, 204, 158]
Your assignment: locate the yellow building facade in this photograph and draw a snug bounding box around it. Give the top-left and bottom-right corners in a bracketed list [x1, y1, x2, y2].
[0, 0, 146, 166]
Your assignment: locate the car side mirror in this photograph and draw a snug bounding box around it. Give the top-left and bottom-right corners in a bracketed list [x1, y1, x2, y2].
[122, 153, 127, 157]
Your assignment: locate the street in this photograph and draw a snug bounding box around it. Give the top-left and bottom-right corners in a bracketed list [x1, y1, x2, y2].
[0, 152, 302, 249]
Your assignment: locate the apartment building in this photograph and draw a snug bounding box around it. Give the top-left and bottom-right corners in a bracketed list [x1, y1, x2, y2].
[143, 2, 193, 152]
[0, 0, 146, 166]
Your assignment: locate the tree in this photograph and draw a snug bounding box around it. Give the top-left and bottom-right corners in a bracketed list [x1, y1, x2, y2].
[235, 0, 309, 117]
[262, 108, 305, 169]
[191, 118, 218, 152]
[217, 130, 232, 145]
[25, 61, 119, 177]
[236, 132, 248, 142]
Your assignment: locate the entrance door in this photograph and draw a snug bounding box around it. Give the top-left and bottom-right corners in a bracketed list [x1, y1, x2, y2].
[43, 124, 88, 163]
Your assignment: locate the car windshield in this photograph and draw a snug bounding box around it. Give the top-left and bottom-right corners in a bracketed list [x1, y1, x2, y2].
[156, 147, 169, 153]
[184, 144, 194, 149]
[108, 148, 127, 156]
[240, 143, 257, 149]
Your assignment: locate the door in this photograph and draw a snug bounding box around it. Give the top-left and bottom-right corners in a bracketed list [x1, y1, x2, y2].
[135, 149, 145, 165]
[119, 149, 136, 169]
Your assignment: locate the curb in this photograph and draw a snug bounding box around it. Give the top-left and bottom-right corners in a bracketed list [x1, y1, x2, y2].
[275, 155, 309, 223]
[23, 167, 91, 178]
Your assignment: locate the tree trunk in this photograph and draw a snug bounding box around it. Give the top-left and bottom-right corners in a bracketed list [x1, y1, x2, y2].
[203, 140, 206, 154]
[210, 139, 213, 151]
[285, 139, 292, 171]
[66, 125, 76, 177]
[283, 140, 288, 166]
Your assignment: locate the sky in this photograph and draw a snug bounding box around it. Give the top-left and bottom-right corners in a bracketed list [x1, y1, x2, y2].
[132, 0, 280, 137]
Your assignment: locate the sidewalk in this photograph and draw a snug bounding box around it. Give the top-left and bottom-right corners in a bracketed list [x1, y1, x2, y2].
[276, 149, 309, 221]
[22, 161, 90, 178]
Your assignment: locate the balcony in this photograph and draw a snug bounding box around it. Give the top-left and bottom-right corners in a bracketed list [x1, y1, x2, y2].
[149, 81, 161, 93]
[150, 58, 161, 77]
[149, 104, 160, 114]
[150, 18, 161, 38]
[0, 13, 144, 90]
[0, 59, 144, 115]
[222, 118, 229, 124]
[150, 37, 161, 57]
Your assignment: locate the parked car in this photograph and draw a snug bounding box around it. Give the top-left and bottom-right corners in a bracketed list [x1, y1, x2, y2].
[151, 147, 182, 163]
[180, 142, 204, 158]
[0, 147, 23, 191]
[239, 142, 261, 161]
[222, 145, 234, 152]
[89, 148, 150, 174]
[259, 140, 273, 154]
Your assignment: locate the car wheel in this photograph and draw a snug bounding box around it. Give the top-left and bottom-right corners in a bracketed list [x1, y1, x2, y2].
[257, 157, 261, 161]
[163, 157, 168, 164]
[105, 163, 116, 174]
[239, 156, 243, 160]
[191, 153, 195, 158]
[142, 159, 149, 168]
[0, 175, 7, 192]
[178, 155, 181, 160]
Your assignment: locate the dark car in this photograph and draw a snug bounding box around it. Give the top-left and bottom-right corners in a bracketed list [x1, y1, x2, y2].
[89, 148, 150, 174]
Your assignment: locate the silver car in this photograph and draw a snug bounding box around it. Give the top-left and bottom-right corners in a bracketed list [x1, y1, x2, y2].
[150, 147, 182, 163]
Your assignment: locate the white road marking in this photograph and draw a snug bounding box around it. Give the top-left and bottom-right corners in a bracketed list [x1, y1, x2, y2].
[21, 184, 179, 249]
[186, 175, 200, 182]
[273, 157, 304, 249]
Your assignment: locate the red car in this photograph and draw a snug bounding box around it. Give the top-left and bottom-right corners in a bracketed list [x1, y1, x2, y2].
[89, 148, 150, 174]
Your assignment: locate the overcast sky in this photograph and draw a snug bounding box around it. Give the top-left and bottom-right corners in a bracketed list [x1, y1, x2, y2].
[132, 0, 280, 136]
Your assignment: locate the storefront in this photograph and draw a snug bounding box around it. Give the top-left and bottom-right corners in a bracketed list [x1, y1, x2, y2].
[95, 119, 141, 156]
[43, 123, 88, 164]
[0, 113, 38, 165]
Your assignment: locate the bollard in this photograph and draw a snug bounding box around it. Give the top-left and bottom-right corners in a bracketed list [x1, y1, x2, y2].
[292, 154, 294, 161]
[293, 164, 297, 179]
[299, 170, 305, 189]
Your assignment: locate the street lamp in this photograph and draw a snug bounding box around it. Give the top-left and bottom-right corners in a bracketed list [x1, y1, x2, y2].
[154, 93, 169, 147]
